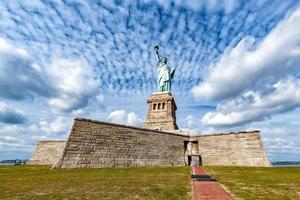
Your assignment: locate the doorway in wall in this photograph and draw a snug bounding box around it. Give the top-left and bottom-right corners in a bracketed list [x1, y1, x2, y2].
[187, 155, 192, 166]
[191, 155, 202, 166]
[199, 155, 202, 166]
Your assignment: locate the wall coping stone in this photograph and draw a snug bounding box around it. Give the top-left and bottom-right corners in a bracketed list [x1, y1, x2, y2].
[190, 130, 260, 138]
[38, 140, 67, 143]
[74, 118, 260, 138]
[74, 118, 189, 137]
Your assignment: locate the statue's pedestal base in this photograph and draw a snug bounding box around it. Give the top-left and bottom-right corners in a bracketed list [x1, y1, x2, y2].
[143, 92, 178, 131]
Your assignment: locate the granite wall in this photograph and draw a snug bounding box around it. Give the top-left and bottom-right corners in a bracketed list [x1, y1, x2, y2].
[191, 131, 270, 166]
[52, 118, 270, 168]
[54, 118, 189, 168]
[27, 140, 66, 165]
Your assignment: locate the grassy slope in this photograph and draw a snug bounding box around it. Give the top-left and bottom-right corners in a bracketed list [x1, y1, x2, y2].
[204, 166, 300, 200]
[0, 165, 191, 200]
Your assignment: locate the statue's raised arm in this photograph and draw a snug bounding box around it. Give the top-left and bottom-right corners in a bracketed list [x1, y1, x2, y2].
[154, 45, 160, 63]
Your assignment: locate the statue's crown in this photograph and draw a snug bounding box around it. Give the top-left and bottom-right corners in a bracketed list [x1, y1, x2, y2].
[160, 56, 167, 63]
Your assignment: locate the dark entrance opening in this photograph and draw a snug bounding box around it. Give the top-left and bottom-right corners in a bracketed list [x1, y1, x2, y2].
[199, 155, 202, 166]
[188, 155, 192, 166]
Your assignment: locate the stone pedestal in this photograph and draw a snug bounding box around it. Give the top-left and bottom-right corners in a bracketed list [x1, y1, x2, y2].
[143, 92, 178, 131]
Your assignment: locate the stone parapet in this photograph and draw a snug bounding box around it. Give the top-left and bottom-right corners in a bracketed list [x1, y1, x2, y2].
[190, 131, 270, 166]
[54, 118, 188, 168]
[52, 118, 270, 168]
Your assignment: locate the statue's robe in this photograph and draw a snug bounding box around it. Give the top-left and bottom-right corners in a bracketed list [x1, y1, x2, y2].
[157, 61, 171, 92]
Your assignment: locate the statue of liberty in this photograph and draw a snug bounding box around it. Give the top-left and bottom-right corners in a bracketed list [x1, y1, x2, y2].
[154, 45, 175, 92]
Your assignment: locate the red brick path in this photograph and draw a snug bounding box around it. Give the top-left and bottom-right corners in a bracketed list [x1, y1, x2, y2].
[192, 167, 234, 200]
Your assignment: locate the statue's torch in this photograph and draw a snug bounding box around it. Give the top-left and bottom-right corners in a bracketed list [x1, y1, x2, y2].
[154, 45, 160, 61]
[154, 45, 159, 54]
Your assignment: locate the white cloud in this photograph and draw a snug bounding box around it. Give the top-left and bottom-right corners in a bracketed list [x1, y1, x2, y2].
[191, 7, 300, 127]
[107, 109, 126, 124]
[184, 114, 196, 128]
[46, 58, 99, 112]
[96, 94, 105, 103]
[0, 135, 20, 143]
[263, 137, 300, 161]
[157, 0, 238, 13]
[201, 78, 300, 126]
[0, 37, 99, 112]
[127, 112, 139, 126]
[0, 135, 33, 152]
[0, 37, 48, 100]
[192, 7, 300, 101]
[107, 109, 142, 126]
[0, 139, 33, 151]
[39, 116, 71, 134]
[0, 101, 26, 124]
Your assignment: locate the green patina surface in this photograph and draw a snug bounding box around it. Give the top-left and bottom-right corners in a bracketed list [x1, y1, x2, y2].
[154, 45, 175, 92]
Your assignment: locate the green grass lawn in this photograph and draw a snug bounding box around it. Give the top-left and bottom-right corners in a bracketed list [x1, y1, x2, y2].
[1, 165, 300, 200]
[204, 166, 300, 200]
[0, 165, 191, 200]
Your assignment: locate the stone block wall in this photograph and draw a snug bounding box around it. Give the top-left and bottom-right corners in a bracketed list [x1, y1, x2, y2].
[54, 118, 188, 168]
[143, 92, 178, 130]
[190, 131, 270, 166]
[27, 140, 66, 165]
[48, 118, 270, 168]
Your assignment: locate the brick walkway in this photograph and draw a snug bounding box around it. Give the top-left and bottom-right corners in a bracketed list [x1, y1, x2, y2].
[192, 167, 234, 200]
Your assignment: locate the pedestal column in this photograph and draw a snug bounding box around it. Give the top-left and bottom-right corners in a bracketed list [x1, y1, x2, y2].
[143, 92, 178, 131]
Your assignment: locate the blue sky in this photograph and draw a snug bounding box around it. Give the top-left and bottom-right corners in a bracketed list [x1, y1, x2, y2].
[0, 0, 299, 162]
